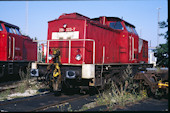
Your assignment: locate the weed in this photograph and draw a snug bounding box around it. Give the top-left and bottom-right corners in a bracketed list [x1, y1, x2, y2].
[94, 65, 148, 110]
[16, 82, 27, 93]
[67, 104, 73, 112]
[0, 90, 10, 100]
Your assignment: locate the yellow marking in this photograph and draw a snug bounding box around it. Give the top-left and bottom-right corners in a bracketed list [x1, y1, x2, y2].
[158, 80, 169, 88]
[53, 63, 61, 77]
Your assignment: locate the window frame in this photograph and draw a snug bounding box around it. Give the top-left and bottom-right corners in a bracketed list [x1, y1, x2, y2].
[0, 24, 3, 31]
[5, 25, 10, 33]
[109, 21, 124, 30]
[11, 28, 17, 34]
[15, 28, 21, 35]
[132, 27, 138, 35]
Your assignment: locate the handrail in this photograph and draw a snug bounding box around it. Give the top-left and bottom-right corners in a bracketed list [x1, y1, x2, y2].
[8, 36, 11, 58]
[12, 37, 15, 60]
[68, 40, 71, 64]
[33, 39, 95, 64]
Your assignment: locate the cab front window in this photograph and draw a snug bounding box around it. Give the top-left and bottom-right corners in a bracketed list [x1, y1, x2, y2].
[0, 24, 3, 31]
[5, 25, 10, 33]
[9, 28, 14, 33]
[110, 22, 123, 30]
[15, 28, 21, 35]
[125, 24, 133, 33]
[132, 27, 138, 35]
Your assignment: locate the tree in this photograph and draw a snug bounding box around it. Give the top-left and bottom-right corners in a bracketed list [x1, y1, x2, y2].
[153, 19, 168, 67]
[34, 37, 37, 40]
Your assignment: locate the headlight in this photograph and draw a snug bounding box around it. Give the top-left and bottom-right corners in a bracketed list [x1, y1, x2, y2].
[75, 54, 82, 61]
[48, 55, 53, 60]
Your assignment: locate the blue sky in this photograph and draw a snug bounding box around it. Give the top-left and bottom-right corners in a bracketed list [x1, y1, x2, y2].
[0, 0, 168, 47]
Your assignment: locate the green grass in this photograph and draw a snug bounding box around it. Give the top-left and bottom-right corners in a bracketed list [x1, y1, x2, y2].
[79, 65, 148, 111]
[0, 63, 50, 101]
[0, 89, 11, 101]
[94, 82, 148, 111]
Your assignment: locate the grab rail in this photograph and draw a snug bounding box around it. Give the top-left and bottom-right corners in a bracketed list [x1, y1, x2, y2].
[12, 37, 15, 60]
[8, 36, 11, 58]
[34, 39, 95, 64]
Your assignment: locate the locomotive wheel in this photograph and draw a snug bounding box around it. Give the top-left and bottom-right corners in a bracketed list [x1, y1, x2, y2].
[146, 86, 154, 97]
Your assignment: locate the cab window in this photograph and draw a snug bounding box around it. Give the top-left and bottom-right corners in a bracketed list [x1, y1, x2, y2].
[0, 24, 3, 31]
[15, 28, 21, 35]
[125, 24, 132, 33]
[5, 26, 10, 32]
[9, 28, 14, 33]
[11, 28, 17, 34]
[132, 27, 138, 35]
[129, 27, 133, 33]
[110, 22, 123, 30]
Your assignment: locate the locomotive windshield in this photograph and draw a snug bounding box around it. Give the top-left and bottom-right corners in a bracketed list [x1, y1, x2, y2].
[15, 28, 21, 35]
[0, 24, 3, 31]
[132, 27, 138, 35]
[125, 23, 138, 35]
[5, 25, 21, 35]
[110, 21, 123, 30]
[125, 24, 133, 33]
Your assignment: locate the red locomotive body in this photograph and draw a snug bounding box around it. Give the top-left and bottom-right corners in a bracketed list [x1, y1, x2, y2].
[31, 13, 151, 92]
[0, 20, 37, 80]
[47, 13, 148, 64]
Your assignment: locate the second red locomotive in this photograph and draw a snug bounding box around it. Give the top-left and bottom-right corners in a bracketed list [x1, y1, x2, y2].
[0, 20, 37, 81]
[31, 13, 151, 92]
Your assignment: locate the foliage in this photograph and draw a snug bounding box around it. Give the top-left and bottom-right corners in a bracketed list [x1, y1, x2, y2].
[17, 63, 32, 93]
[95, 81, 147, 110]
[0, 90, 11, 101]
[153, 43, 168, 67]
[34, 37, 37, 40]
[19, 63, 31, 87]
[153, 19, 168, 67]
[158, 20, 168, 40]
[93, 65, 147, 111]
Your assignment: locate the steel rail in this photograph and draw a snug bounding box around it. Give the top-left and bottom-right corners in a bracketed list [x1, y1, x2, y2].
[29, 94, 89, 112]
[0, 92, 52, 106]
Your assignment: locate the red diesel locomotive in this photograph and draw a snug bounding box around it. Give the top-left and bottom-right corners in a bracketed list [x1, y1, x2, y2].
[31, 13, 152, 92]
[0, 20, 37, 81]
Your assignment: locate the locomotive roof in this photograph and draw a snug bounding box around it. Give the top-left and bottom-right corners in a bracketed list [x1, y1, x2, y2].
[48, 12, 90, 23]
[59, 12, 90, 20]
[48, 13, 135, 28]
[91, 17, 135, 28]
[0, 20, 19, 29]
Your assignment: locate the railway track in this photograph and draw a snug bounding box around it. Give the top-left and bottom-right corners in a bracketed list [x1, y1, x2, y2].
[0, 90, 91, 112]
[0, 78, 37, 92]
[0, 92, 52, 106]
[30, 94, 89, 112]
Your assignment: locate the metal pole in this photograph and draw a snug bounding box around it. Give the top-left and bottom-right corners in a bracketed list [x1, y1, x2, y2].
[68, 40, 71, 64]
[157, 7, 161, 46]
[37, 43, 39, 62]
[26, 1, 28, 35]
[47, 41, 49, 63]
[140, 28, 142, 38]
